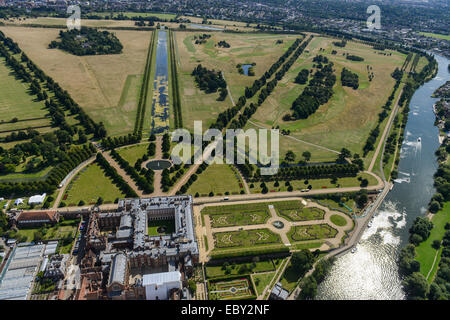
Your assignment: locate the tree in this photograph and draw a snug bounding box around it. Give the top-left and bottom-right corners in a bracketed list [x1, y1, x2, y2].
[355, 190, 368, 208]
[429, 200, 441, 213]
[96, 197, 103, 206]
[402, 272, 429, 299]
[360, 178, 369, 188]
[291, 249, 315, 276]
[298, 276, 317, 300]
[285, 150, 296, 162]
[432, 240, 441, 250]
[302, 151, 311, 162]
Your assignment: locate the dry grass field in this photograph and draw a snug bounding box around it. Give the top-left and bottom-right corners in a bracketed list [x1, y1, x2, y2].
[0, 26, 151, 137]
[175, 31, 302, 131]
[246, 35, 407, 162]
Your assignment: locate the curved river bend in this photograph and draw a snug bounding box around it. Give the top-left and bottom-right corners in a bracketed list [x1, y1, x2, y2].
[316, 54, 450, 300]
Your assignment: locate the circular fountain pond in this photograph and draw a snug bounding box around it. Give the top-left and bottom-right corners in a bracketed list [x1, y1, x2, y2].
[146, 159, 172, 170]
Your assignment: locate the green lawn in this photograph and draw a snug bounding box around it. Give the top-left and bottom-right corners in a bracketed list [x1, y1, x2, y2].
[188, 164, 244, 196]
[330, 214, 348, 227]
[147, 219, 175, 236]
[117, 143, 150, 165]
[64, 162, 125, 206]
[415, 202, 450, 282]
[253, 272, 275, 296]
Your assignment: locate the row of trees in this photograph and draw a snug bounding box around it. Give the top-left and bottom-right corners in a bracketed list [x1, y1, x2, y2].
[249, 163, 359, 182]
[95, 153, 138, 198]
[101, 134, 140, 150]
[244, 38, 303, 99]
[110, 149, 154, 194]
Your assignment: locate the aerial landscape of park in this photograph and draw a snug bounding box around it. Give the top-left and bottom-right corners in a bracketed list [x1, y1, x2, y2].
[0, 0, 449, 305]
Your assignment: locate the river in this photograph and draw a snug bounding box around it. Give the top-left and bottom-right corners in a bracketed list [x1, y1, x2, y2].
[316, 53, 450, 300]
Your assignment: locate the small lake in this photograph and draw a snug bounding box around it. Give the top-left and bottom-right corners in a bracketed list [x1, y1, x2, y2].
[241, 64, 253, 76]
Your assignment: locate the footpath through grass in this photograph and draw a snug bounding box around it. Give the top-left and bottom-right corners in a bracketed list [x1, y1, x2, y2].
[415, 202, 450, 282]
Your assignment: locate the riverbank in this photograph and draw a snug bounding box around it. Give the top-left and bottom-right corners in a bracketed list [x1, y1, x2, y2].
[315, 53, 448, 300]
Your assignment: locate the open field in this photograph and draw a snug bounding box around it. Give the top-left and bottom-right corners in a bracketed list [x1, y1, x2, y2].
[246, 35, 406, 162]
[175, 31, 302, 131]
[213, 228, 281, 249]
[0, 26, 151, 136]
[287, 223, 338, 242]
[187, 164, 244, 196]
[63, 162, 125, 206]
[415, 202, 450, 282]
